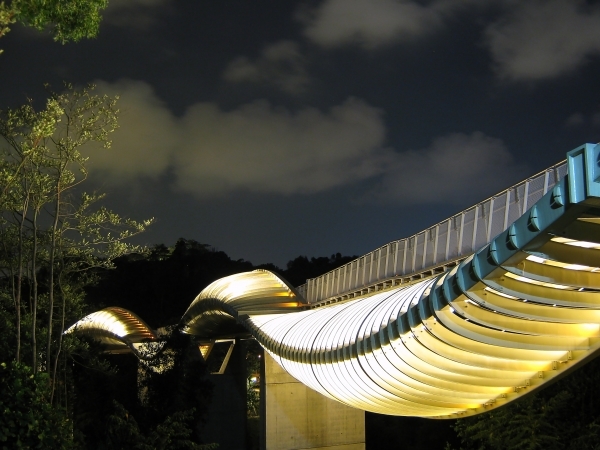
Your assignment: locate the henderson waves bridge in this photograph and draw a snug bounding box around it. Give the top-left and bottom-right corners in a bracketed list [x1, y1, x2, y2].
[69, 143, 600, 449]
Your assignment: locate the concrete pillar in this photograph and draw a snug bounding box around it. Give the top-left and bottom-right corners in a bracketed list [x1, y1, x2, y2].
[202, 338, 247, 449]
[261, 352, 365, 450]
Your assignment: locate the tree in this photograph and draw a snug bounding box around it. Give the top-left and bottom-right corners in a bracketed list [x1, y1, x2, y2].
[0, 0, 108, 53]
[86, 239, 256, 328]
[0, 361, 72, 449]
[244, 339, 262, 419]
[105, 401, 219, 450]
[451, 356, 600, 450]
[0, 83, 153, 411]
[72, 333, 218, 449]
[283, 252, 357, 287]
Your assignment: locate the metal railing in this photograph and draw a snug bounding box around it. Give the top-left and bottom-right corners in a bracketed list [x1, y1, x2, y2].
[296, 160, 568, 303]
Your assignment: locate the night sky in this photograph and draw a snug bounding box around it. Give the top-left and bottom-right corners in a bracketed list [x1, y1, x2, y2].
[2, 0, 600, 266]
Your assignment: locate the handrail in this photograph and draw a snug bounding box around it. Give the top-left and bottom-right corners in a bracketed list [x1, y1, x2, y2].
[296, 160, 568, 303]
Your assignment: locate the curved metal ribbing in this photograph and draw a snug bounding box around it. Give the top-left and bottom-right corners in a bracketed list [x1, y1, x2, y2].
[68, 143, 600, 418]
[180, 269, 304, 338]
[184, 248, 600, 419]
[65, 306, 161, 359]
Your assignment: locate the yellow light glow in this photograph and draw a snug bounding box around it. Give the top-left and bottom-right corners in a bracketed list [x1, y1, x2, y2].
[503, 271, 571, 289]
[484, 286, 519, 300]
[551, 237, 600, 249]
[526, 254, 599, 272]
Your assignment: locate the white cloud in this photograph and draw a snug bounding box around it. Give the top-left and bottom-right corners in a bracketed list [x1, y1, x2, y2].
[299, 0, 600, 82]
[223, 41, 309, 95]
[299, 0, 467, 49]
[301, 0, 438, 48]
[484, 0, 600, 80]
[85, 80, 178, 181]
[87, 80, 524, 204]
[365, 132, 527, 204]
[88, 79, 390, 195]
[174, 97, 390, 195]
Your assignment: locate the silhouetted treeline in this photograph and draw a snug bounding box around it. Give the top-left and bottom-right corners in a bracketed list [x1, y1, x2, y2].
[87, 239, 254, 328]
[282, 253, 357, 287]
[86, 238, 357, 328]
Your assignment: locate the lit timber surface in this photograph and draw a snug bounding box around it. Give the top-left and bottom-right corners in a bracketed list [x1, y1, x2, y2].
[68, 143, 600, 418]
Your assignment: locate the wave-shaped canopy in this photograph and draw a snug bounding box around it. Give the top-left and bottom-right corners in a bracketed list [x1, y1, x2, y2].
[65, 306, 160, 358]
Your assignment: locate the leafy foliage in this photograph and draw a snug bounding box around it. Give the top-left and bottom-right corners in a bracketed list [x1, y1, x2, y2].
[106, 401, 218, 450]
[138, 333, 213, 428]
[0, 84, 153, 447]
[72, 333, 217, 449]
[0, 361, 72, 449]
[0, 0, 108, 53]
[245, 340, 261, 419]
[0, 82, 153, 369]
[0, 2, 15, 45]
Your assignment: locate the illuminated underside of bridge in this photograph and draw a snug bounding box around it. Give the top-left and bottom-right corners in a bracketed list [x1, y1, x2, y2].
[68, 143, 600, 419]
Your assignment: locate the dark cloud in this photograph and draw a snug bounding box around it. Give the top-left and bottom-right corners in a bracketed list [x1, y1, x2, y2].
[298, 0, 600, 82]
[564, 109, 600, 130]
[565, 113, 585, 128]
[299, 0, 450, 48]
[104, 0, 172, 30]
[484, 0, 600, 80]
[365, 132, 527, 205]
[223, 41, 310, 95]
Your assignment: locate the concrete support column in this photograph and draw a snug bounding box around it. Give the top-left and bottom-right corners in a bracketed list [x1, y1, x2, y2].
[261, 352, 365, 450]
[201, 338, 247, 449]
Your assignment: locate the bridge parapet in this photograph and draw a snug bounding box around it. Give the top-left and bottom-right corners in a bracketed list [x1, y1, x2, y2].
[298, 160, 568, 303]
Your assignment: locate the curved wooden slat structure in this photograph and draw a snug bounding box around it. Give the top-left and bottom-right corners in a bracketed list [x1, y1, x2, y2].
[65, 306, 161, 359]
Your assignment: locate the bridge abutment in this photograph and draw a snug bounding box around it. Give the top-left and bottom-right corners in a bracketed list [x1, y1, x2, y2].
[261, 352, 365, 450]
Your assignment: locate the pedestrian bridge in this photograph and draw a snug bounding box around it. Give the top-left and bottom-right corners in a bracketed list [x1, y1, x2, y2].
[69, 144, 600, 435]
